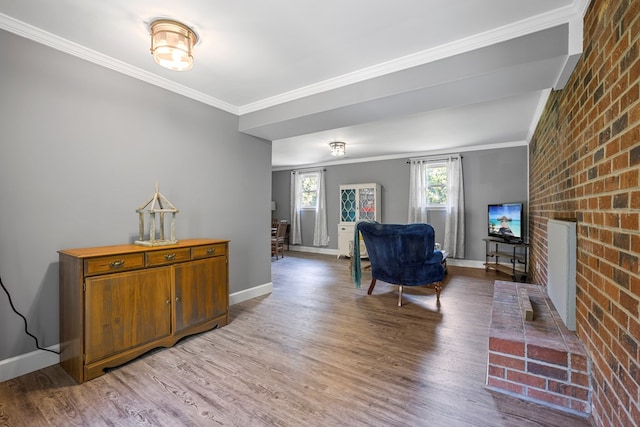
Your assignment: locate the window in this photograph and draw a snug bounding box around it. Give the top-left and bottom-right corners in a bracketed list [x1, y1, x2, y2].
[299, 173, 319, 209]
[426, 163, 447, 207]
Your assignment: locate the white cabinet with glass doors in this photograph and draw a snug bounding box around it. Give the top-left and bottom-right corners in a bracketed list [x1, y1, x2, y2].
[337, 183, 381, 258]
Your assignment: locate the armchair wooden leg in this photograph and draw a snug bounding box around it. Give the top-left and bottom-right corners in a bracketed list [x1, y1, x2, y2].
[398, 285, 403, 307]
[434, 282, 442, 302]
[367, 279, 377, 295]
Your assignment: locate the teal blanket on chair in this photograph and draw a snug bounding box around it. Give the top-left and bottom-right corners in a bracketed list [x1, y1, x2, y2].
[351, 220, 372, 288]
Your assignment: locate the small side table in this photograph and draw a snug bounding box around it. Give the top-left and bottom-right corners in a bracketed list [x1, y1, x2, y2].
[440, 250, 448, 274]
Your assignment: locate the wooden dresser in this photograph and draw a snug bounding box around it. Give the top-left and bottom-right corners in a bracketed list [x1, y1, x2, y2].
[58, 238, 229, 383]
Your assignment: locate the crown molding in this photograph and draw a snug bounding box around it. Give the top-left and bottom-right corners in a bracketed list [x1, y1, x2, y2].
[576, 0, 592, 17]
[527, 89, 553, 143]
[241, 1, 587, 115]
[0, 13, 238, 115]
[1, 1, 590, 117]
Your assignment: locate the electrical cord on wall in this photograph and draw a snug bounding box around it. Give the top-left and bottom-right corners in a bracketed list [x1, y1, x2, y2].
[0, 274, 60, 355]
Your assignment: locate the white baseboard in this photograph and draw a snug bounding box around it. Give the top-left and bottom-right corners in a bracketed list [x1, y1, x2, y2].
[447, 259, 485, 269]
[229, 282, 273, 305]
[1, 260, 485, 383]
[0, 344, 60, 383]
[288, 245, 339, 256]
[289, 247, 486, 269]
[0, 283, 274, 383]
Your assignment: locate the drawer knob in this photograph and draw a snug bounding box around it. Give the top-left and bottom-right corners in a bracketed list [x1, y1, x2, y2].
[206, 248, 215, 255]
[175, 297, 181, 303]
[164, 253, 176, 261]
[109, 260, 125, 268]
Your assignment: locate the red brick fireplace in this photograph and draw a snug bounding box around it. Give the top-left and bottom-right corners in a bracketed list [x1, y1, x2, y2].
[486, 281, 592, 417]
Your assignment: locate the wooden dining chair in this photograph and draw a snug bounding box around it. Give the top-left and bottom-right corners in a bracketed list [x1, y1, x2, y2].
[271, 220, 288, 259]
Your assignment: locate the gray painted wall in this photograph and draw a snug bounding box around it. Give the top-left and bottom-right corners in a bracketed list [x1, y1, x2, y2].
[272, 146, 528, 261]
[0, 30, 272, 361]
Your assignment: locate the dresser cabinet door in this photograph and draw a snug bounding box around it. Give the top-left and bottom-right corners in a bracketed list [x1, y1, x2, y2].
[84, 267, 172, 363]
[174, 256, 227, 333]
[337, 223, 354, 257]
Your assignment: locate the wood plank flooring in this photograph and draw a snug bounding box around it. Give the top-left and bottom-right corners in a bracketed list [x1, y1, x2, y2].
[0, 251, 593, 426]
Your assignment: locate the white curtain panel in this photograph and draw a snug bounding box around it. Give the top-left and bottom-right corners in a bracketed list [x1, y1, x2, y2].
[444, 157, 465, 258]
[313, 169, 329, 247]
[408, 159, 429, 223]
[290, 171, 302, 245]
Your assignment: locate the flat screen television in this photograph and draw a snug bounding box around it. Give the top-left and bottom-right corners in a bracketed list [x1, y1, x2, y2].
[488, 202, 524, 242]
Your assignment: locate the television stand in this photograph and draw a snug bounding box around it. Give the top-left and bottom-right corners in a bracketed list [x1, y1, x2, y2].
[483, 238, 529, 282]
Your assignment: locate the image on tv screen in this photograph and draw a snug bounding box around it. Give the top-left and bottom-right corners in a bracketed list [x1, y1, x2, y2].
[488, 204, 522, 240]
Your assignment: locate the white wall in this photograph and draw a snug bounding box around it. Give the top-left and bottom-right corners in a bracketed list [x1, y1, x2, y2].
[272, 146, 529, 261]
[0, 29, 272, 363]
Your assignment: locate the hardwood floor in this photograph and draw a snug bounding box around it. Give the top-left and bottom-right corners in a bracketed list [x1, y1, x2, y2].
[0, 251, 592, 426]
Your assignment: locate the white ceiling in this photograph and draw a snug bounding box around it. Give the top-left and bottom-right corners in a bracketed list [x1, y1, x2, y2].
[0, 0, 590, 170]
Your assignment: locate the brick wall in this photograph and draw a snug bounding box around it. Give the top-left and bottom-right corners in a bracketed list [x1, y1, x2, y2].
[528, 1, 639, 426]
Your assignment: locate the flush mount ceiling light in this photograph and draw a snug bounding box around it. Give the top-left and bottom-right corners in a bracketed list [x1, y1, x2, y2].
[329, 141, 346, 157]
[149, 19, 198, 71]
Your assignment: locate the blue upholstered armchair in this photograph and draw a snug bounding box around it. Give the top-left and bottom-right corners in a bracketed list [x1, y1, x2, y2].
[353, 222, 445, 306]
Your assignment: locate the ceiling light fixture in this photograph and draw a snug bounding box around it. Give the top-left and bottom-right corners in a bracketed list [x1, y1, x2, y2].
[329, 141, 346, 157]
[149, 19, 198, 71]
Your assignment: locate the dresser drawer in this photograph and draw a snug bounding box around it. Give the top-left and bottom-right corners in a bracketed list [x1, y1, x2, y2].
[192, 243, 226, 259]
[146, 248, 191, 266]
[84, 253, 145, 276]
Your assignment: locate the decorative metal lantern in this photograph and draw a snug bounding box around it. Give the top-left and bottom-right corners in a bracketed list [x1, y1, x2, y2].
[134, 183, 179, 246]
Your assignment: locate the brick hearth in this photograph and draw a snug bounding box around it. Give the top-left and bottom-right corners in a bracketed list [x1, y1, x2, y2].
[486, 281, 592, 417]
